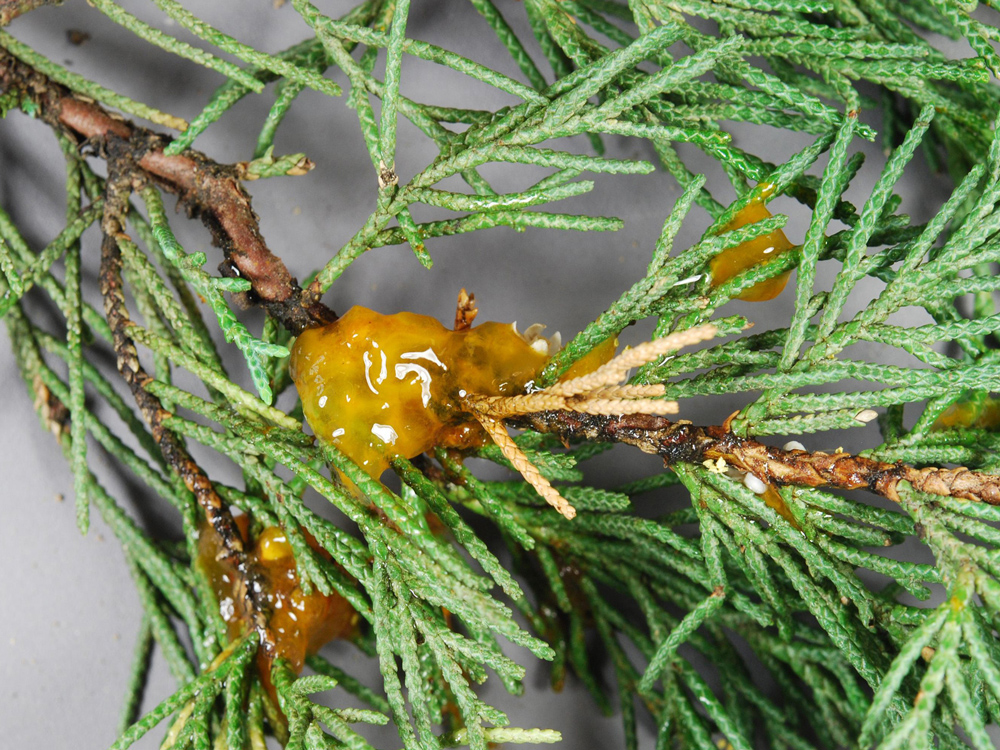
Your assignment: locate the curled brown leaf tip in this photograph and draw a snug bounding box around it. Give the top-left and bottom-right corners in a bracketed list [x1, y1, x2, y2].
[454, 288, 478, 331]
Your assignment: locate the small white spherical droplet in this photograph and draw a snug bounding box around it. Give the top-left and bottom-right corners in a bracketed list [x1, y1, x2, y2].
[854, 409, 878, 424]
[783, 440, 805, 452]
[743, 472, 767, 495]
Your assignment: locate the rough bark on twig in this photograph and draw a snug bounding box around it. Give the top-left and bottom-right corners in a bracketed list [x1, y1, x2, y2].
[99, 142, 277, 659]
[0, 47, 335, 335]
[510, 411, 1000, 507]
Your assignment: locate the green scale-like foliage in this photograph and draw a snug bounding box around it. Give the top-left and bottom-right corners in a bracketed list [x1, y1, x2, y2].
[6, 1, 1000, 749]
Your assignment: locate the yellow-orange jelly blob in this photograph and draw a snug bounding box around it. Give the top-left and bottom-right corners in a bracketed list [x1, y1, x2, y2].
[290, 306, 616, 480]
[561, 335, 617, 381]
[709, 197, 795, 301]
[932, 397, 1000, 431]
[197, 519, 357, 675]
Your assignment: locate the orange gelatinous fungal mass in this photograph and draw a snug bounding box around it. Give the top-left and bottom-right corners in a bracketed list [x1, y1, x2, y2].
[561, 335, 618, 381]
[290, 305, 602, 479]
[932, 397, 1000, 431]
[197, 518, 357, 675]
[709, 197, 795, 302]
[197, 306, 620, 688]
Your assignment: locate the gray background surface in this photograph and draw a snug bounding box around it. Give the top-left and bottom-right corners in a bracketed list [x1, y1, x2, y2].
[0, 1, 965, 747]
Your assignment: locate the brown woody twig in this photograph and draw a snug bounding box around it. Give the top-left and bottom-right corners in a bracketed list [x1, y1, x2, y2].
[0, 46, 335, 335]
[510, 411, 1000, 507]
[98, 139, 278, 662]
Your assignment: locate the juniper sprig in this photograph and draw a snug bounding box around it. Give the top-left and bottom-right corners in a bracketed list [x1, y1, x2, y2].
[6, 1, 1000, 749]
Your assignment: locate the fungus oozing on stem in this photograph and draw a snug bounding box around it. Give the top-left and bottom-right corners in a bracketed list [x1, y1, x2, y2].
[197, 517, 356, 689]
[710, 187, 795, 301]
[290, 306, 557, 476]
[290, 304, 622, 518]
[290, 304, 715, 519]
[933, 395, 1000, 431]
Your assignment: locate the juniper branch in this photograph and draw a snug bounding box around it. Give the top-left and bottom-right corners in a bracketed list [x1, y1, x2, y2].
[0, 45, 334, 334]
[8, 2, 1000, 749]
[509, 411, 1000, 508]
